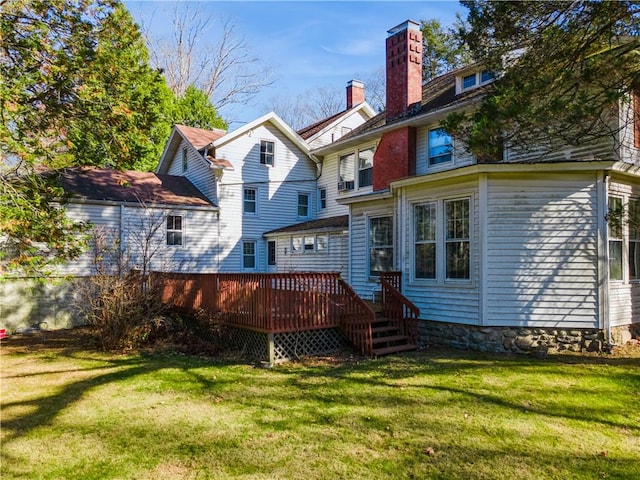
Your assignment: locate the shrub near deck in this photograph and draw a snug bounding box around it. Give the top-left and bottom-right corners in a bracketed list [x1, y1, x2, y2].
[1, 331, 639, 480]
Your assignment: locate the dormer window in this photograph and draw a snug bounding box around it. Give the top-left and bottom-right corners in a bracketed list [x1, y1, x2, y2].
[458, 69, 496, 93]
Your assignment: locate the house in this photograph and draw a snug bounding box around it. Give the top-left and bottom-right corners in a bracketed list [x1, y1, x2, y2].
[309, 20, 640, 352]
[156, 84, 374, 275]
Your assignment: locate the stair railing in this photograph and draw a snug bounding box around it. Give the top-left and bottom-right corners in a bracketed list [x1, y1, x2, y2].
[380, 272, 420, 344]
[335, 277, 375, 356]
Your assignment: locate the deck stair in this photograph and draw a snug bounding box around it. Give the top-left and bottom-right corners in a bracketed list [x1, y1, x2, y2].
[367, 301, 418, 356]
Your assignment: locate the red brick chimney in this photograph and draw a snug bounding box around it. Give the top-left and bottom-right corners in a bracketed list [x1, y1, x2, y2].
[346, 80, 365, 109]
[385, 20, 422, 120]
[373, 20, 421, 191]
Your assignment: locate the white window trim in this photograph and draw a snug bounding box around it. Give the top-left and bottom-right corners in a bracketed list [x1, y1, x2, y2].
[410, 195, 473, 286]
[456, 69, 496, 94]
[428, 127, 454, 167]
[166, 214, 185, 248]
[267, 240, 277, 266]
[243, 187, 258, 216]
[297, 192, 311, 218]
[242, 239, 258, 270]
[290, 234, 329, 254]
[318, 188, 327, 211]
[259, 139, 275, 166]
[367, 214, 394, 278]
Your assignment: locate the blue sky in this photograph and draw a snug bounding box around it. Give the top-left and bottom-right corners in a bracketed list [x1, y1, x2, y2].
[125, 1, 465, 127]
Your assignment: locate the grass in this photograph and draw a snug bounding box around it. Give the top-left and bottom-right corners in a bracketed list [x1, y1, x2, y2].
[1, 330, 639, 480]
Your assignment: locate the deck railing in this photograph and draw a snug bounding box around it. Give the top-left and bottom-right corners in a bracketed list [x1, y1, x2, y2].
[151, 271, 375, 355]
[380, 272, 420, 344]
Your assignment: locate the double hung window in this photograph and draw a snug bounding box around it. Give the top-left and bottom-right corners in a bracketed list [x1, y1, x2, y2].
[369, 216, 393, 276]
[243, 188, 257, 214]
[428, 128, 452, 165]
[166, 215, 183, 246]
[260, 140, 274, 166]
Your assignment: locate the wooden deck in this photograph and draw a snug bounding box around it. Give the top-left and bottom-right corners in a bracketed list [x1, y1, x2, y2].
[151, 271, 419, 359]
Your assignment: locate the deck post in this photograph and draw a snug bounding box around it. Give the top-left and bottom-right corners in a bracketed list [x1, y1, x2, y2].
[267, 332, 275, 366]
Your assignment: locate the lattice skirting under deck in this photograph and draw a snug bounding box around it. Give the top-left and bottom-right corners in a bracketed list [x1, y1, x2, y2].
[227, 326, 349, 364]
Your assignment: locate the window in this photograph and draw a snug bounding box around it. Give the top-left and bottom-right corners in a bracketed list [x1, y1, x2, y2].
[609, 196, 623, 281]
[243, 188, 257, 214]
[414, 202, 436, 279]
[304, 236, 315, 251]
[445, 199, 470, 280]
[260, 140, 274, 166]
[317, 235, 328, 252]
[429, 128, 453, 165]
[182, 148, 188, 173]
[358, 147, 374, 188]
[339, 153, 355, 190]
[267, 240, 276, 266]
[369, 216, 393, 276]
[630, 199, 640, 280]
[634, 91, 640, 149]
[243, 241, 256, 269]
[319, 188, 327, 210]
[480, 70, 496, 83]
[166, 215, 183, 246]
[297, 193, 310, 217]
[291, 237, 302, 253]
[462, 73, 477, 89]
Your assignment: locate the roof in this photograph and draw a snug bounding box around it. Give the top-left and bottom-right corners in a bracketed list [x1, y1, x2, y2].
[175, 124, 226, 150]
[58, 167, 216, 208]
[297, 109, 353, 140]
[264, 215, 349, 236]
[314, 66, 488, 153]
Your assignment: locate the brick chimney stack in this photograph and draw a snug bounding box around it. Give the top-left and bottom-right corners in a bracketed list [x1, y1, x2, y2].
[385, 20, 422, 120]
[346, 80, 365, 109]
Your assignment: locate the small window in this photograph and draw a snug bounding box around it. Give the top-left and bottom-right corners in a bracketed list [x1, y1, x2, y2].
[267, 240, 276, 266]
[319, 188, 327, 210]
[634, 91, 640, 149]
[609, 196, 623, 281]
[182, 148, 188, 173]
[445, 199, 470, 280]
[369, 216, 393, 276]
[462, 73, 477, 89]
[242, 241, 256, 269]
[243, 188, 257, 214]
[166, 215, 183, 246]
[480, 70, 496, 83]
[292, 237, 302, 253]
[414, 202, 436, 279]
[317, 235, 328, 252]
[358, 147, 374, 188]
[298, 193, 310, 218]
[429, 128, 453, 165]
[304, 236, 315, 252]
[260, 140, 274, 166]
[339, 152, 355, 190]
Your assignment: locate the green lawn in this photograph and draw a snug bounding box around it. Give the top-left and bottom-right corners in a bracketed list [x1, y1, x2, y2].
[1, 330, 639, 480]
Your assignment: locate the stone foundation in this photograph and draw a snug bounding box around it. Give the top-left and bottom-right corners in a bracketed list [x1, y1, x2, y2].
[419, 320, 609, 355]
[610, 324, 640, 346]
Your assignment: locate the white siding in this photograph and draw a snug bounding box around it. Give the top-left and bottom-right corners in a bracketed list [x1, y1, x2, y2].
[215, 121, 318, 272]
[165, 138, 217, 203]
[416, 124, 475, 175]
[316, 151, 350, 219]
[271, 233, 349, 276]
[484, 173, 600, 328]
[307, 110, 372, 149]
[60, 202, 219, 276]
[349, 199, 395, 300]
[401, 180, 481, 325]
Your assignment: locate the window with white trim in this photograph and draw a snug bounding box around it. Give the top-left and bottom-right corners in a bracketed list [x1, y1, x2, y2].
[629, 198, 640, 280]
[428, 128, 453, 165]
[297, 193, 310, 218]
[459, 69, 496, 92]
[358, 147, 374, 188]
[260, 140, 274, 166]
[609, 196, 623, 281]
[318, 188, 327, 210]
[242, 241, 256, 269]
[290, 234, 328, 254]
[414, 202, 436, 279]
[181, 148, 188, 173]
[166, 215, 183, 246]
[339, 153, 355, 191]
[368, 216, 393, 276]
[243, 188, 257, 214]
[445, 199, 470, 280]
[267, 240, 276, 266]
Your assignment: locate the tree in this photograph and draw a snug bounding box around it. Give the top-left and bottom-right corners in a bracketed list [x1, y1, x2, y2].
[268, 86, 344, 131]
[67, 3, 175, 172]
[421, 18, 471, 81]
[0, 0, 176, 274]
[142, 3, 273, 117]
[445, 1, 640, 159]
[174, 85, 227, 130]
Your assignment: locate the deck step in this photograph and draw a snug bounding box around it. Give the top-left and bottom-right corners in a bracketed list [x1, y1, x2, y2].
[372, 325, 399, 335]
[372, 343, 418, 356]
[372, 334, 410, 345]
